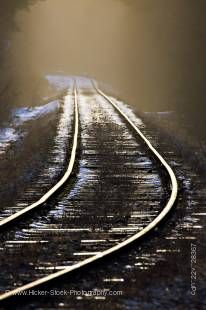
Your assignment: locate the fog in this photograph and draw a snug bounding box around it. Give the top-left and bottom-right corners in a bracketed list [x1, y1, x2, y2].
[1, 0, 206, 132]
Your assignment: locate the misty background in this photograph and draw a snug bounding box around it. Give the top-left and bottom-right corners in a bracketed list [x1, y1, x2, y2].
[0, 0, 205, 136]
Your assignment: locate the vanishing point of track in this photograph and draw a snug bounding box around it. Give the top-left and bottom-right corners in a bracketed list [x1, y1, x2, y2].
[0, 80, 178, 301]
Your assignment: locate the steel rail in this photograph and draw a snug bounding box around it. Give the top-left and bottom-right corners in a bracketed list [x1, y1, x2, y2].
[0, 81, 178, 301]
[0, 84, 79, 228]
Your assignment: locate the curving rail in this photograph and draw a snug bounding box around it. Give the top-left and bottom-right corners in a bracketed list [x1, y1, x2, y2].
[0, 80, 178, 301]
[0, 84, 79, 228]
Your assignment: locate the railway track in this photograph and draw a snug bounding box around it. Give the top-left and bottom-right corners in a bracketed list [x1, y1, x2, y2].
[0, 79, 178, 301]
[0, 84, 78, 228]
